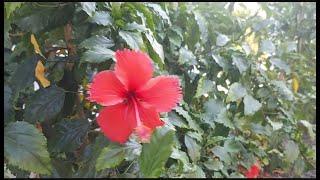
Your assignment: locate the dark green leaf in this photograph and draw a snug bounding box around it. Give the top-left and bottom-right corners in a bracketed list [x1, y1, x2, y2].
[4, 121, 52, 175]
[80, 2, 96, 17]
[4, 85, 14, 124]
[184, 135, 201, 162]
[15, 4, 74, 33]
[146, 3, 171, 24]
[95, 144, 125, 171]
[81, 46, 115, 63]
[90, 11, 113, 26]
[119, 30, 145, 50]
[24, 85, 65, 123]
[49, 118, 89, 152]
[10, 55, 38, 95]
[79, 35, 114, 49]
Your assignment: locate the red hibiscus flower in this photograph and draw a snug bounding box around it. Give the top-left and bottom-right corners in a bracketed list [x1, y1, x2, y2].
[245, 164, 260, 178]
[88, 49, 182, 144]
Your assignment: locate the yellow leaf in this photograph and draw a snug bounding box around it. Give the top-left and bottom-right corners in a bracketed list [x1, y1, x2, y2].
[245, 29, 259, 55]
[30, 34, 42, 54]
[292, 76, 299, 93]
[35, 60, 51, 88]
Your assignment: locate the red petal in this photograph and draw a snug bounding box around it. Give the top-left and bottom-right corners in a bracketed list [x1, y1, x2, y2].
[114, 49, 153, 91]
[245, 164, 260, 178]
[134, 125, 152, 143]
[137, 101, 164, 129]
[88, 71, 127, 106]
[136, 75, 182, 112]
[97, 103, 137, 143]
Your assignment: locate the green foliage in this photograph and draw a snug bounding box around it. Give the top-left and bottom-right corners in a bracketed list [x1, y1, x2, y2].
[24, 85, 65, 123]
[4, 121, 52, 175]
[139, 128, 175, 177]
[4, 2, 316, 178]
[96, 144, 125, 171]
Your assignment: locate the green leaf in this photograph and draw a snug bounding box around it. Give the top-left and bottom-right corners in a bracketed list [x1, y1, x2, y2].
[4, 85, 14, 124]
[232, 55, 248, 74]
[267, 119, 283, 131]
[293, 157, 305, 176]
[74, 134, 108, 178]
[214, 108, 234, 129]
[182, 165, 206, 178]
[223, 139, 245, 153]
[212, 146, 231, 164]
[204, 158, 223, 171]
[195, 76, 214, 98]
[90, 11, 113, 26]
[216, 33, 230, 46]
[286, 41, 297, 52]
[133, 3, 156, 33]
[270, 58, 291, 74]
[252, 19, 272, 31]
[170, 148, 192, 172]
[81, 46, 115, 63]
[15, 4, 74, 33]
[24, 85, 65, 123]
[184, 135, 201, 162]
[226, 82, 247, 102]
[96, 144, 125, 171]
[271, 80, 294, 101]
[4, 121, 52, 175]
[4, 164, 16, 178]
[10, 55, 38, 95]
[194, 11, 208, 42]
[146, 3, 171, 24]
[203, 99, 224, 128]
[139, 128, 175, 178]
[49, 119, 90, 152]
[144, 30, 165, 67]
[243, 94, 262, 115]
[4, 17, 12, 49]
[297, 120, 315, 140]
[174, 106, 203, 133]
[168, 112, 188, 129]
[178, 47, 197, 66]
[119, 30, 145, 50]
[123, 22, 147, 32]
[212, 53, 230, 70]
[79, 35, 114, 49]
[283, 140, 299, 164]
[186, 131, 203, 143]
[5, 2, 24, 18]
[260, 40, 275, 54]
[80, 2, 96, 17]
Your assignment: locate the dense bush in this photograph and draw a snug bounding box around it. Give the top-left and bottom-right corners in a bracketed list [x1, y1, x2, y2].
[4, 2, 316, 178]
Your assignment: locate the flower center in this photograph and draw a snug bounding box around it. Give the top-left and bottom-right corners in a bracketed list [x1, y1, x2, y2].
[127, 91, 136, 100]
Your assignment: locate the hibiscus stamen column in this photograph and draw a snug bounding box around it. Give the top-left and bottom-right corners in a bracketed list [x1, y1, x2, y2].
[131, 96, 152, 143]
